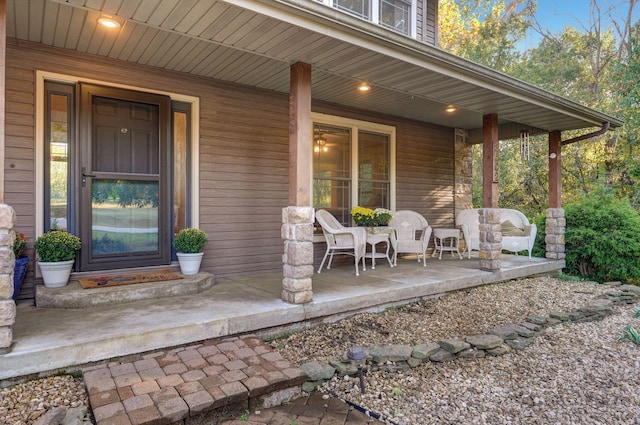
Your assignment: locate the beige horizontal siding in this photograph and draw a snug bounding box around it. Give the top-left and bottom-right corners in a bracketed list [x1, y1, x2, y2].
[6, 38, 456, 292]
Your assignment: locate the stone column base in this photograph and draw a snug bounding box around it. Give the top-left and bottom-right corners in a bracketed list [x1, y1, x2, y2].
[0, 204, 16, 350]
[479, 208, 501, 271]
[545, 208, 566, 260]
[281, 207, 315, 304]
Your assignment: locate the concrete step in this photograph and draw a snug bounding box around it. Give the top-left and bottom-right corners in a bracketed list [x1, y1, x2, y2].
[35, 272, 215, 308]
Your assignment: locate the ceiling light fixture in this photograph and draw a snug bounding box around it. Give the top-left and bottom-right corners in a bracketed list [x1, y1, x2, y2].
[357, 82, 371, 92]
[444, 105, 457, 113]
[98, 16, 122, 29]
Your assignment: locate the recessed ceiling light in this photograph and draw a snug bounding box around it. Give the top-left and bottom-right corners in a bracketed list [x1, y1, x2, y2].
[98, 16, 121, 29]
[357, 82, 371, 92]
[445, 105, 457, 113]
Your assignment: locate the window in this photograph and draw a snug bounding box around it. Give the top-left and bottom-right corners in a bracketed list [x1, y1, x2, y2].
[312, 114, 395, 229]
[317, 0, 415, 36]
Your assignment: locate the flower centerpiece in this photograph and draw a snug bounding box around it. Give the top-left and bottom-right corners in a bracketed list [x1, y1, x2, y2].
[374, 208, 393, 226]
[351, 206, 375, 226]
[174, 228, 209, 275]
[13, 232, 29, 300]
[35, 230, 81, 288]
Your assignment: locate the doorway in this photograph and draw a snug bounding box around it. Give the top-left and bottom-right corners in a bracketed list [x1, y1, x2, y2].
[78, 84, 171, 271]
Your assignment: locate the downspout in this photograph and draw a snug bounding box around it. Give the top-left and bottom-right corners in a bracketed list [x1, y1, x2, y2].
[561, 122, 610, 146]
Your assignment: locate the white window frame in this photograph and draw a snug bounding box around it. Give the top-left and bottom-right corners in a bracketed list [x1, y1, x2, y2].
[316, 0, 417, 38]
[311, 113, 396, 240]
[35, 71, 200, 239]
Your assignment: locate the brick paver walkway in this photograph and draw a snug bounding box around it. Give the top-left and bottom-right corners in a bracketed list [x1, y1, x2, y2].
[82, 336, 307, 424]
[221, 392, 384, 425]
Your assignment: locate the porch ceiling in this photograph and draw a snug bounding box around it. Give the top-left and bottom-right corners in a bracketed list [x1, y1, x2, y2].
[9, 0, 622, 138]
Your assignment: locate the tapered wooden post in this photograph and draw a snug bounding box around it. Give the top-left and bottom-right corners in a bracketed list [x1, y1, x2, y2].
[282, 62, 314, 304]
[482, 114, 499, 208]
[288, 62, 312, 206]
[548, 130, 562, 208]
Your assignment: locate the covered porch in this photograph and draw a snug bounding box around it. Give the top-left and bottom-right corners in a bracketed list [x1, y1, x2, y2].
[1, 254, 562, 381]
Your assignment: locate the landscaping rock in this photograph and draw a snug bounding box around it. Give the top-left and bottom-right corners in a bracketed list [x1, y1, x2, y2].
[465, 334, 503, 350]
[411, 343, 441, 359]
[488, 325, 519, 340]
[368, 344, 412, 363]
[300, 361, 335, 381]
[438, 339, 471, 353]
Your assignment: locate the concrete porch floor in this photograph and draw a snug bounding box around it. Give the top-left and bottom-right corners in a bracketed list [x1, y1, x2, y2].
[1, 254, 564, 382]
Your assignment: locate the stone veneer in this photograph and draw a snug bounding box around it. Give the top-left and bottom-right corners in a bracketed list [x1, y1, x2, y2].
[545, 208, 566, 260]
[454, 128, 473, 217]
[479, 208, 501, 271]
[281, 206, 315, 304]
[0, 204, 16, 352]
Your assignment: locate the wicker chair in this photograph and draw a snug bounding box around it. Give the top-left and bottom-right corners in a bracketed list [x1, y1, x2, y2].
[316, 209, 367, 276]
[388, 210, 432, 267]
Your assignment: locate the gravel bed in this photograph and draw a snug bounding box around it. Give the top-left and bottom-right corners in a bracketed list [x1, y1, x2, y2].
[0, 374, 88, 424]
[2, 277, 639, 424]
[272, 277, 640, 424]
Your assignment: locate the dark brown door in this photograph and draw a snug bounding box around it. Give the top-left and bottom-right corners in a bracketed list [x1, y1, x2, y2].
[79, 84, 171, 271]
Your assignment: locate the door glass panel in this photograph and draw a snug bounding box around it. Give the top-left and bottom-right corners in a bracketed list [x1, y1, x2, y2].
[49, 94, 70, 231]
[91, 179, 159, 255]
[173, 110, 188, 233]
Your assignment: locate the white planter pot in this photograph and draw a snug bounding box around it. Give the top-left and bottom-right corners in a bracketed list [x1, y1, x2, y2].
[176, 252, 204, 276]
[38, 260, 74, 288]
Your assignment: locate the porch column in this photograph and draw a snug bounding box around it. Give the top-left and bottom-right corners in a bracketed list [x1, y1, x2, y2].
[480, 114, 501, 271]
[546, 131, 565, 260]
[0, 205, 16, 353]
[282, 62, 314, 304]
[0, 0, 15, 354]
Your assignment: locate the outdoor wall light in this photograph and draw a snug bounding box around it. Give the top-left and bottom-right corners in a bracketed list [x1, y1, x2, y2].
[357, 82, 371, 92]
[549, 153, 557, 159]
[98, 16, 122, 29]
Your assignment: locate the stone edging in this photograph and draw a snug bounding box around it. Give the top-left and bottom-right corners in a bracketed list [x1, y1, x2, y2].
[299, 283, 640, 392]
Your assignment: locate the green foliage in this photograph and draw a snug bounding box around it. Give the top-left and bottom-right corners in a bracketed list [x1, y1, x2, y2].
[633, 309, 640, 318]
[173, 228, 208, 253]
[617, 324, 640, 344]
[35, 230, 81, 262]
[13, 232, 27, 258]
[239, 410, 250, 421]
[564, 193, 640, 282]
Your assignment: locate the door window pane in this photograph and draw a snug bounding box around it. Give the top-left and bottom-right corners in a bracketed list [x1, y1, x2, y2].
[91, 179, 159, 255]
[47, 90, 73, 231]
[173, 109, 189, 232]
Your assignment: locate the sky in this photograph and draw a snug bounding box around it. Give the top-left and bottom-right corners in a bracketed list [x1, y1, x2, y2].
[519, 0, 640, 49]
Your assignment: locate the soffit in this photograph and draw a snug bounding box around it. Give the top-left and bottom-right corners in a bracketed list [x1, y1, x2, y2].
[7, 0, 622, 136]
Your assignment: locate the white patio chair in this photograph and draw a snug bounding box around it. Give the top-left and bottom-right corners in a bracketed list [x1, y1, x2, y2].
[316, 209, 367, 276]
[388, 210, 432, 267]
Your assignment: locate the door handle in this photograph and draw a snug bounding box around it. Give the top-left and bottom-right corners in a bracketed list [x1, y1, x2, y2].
[81, 167, 96, 187]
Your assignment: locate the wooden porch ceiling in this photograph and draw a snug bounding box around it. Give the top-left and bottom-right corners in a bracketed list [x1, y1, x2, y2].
[8, 0, 622, 138]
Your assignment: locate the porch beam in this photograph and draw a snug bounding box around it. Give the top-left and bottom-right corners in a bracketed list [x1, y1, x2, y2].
[288, 62, 312, 206]
[548, 130, 562, 208]
[482, 114, 499, 208]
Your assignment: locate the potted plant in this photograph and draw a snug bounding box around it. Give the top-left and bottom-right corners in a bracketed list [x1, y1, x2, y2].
[13, 232, 29, 300]
[374, 208, 393, 226]
[34, 230, 81, 288]
[174, 228, 208, 275]
[351, 206, 375, 226]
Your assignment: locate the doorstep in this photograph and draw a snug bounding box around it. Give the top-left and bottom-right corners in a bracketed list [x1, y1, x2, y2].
[83, 335, 307, 425]
[35, 272, 214, 309]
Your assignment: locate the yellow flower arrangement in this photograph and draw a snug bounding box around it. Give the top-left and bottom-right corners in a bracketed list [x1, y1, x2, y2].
[351, 206, 375, 226]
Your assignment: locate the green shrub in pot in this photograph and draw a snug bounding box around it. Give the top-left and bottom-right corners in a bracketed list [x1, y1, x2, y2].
[35, 230, 81, 262]
[174, 228, 208, 254]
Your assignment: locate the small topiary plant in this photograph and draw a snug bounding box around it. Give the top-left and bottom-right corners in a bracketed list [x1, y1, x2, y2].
[173, 228, 208, 253]
[564, 193, 640, 283]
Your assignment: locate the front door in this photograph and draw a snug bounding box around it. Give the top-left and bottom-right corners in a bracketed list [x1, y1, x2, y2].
[79, 84, 171, 271]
